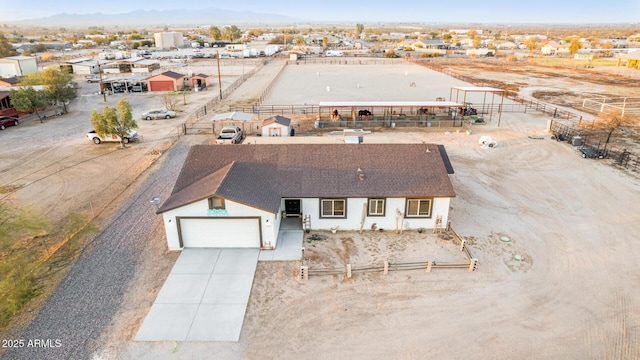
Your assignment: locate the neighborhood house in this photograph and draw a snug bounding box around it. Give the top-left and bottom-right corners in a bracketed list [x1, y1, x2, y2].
[157, 144, 456, 250]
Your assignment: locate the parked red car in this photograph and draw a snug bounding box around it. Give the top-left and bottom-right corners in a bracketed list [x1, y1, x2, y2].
[0, 116, 19, 130]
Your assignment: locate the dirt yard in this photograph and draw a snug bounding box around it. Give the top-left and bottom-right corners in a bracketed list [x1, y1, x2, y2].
[430, 57, 640, 113]
[3, 57, 640, 359]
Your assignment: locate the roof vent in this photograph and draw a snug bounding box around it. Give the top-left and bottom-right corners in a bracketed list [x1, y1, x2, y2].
[357, 167, 365, 181]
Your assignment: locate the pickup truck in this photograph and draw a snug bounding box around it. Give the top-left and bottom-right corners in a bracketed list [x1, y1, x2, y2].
[216, 126, 244, 144]
[85, 75, 101, 83]
[87, 129, 138, 144]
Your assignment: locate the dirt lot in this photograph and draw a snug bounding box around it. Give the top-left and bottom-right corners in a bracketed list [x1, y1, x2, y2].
[431, 57, 640, 112]
[3, 58, 640, 359]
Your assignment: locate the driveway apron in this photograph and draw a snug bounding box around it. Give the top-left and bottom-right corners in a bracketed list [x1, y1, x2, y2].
[135, 248, 259, 341]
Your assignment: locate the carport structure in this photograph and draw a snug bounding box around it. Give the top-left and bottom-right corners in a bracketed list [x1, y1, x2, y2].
[449, 86, 506, 125]
[318, 100, 465, 127]
[101, 75, 148, 93]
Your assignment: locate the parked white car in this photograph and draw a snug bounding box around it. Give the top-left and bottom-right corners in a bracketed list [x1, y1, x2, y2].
[325, 50, 344, 57]
[87, 130, 139, 144]
[141, 109, 176, 120]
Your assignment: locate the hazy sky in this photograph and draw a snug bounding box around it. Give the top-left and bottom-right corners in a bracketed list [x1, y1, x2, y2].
[1, 0, 639, 23]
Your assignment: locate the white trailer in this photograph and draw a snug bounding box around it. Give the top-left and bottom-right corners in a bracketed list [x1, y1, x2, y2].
[226, 44, 246, 52]
[264, 45, 279, 56]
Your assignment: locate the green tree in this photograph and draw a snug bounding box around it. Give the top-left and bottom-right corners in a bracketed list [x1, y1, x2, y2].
[0, 32, 16, 57]
[222, 25, 242, 41]
[569, 38, 582, 55]
[42, 68, 77, 114]
[355, 23, 364, 37]
[90, 98, 137, 148]
[10, 86, 48, 122]
[295, 35, 305, 46]
[23, 68, 77, 114]
[209, 26, 221, 40]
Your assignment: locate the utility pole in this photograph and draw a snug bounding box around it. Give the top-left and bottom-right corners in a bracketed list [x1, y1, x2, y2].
[96, 60, 106, 102]
[216, 50, 222, 100]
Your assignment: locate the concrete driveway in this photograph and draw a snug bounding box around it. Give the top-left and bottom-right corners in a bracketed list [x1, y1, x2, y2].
[135, 248, 259, 342]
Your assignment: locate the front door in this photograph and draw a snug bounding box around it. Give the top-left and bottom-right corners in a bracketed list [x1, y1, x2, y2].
[284, 199, 301, 217]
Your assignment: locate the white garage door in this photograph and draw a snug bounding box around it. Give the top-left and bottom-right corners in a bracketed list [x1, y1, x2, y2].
[179, 218, 261, 248]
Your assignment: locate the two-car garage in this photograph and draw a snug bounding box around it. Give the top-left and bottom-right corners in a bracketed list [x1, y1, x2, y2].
[177, 217, 262, 248]
[146, 70, 186, 92]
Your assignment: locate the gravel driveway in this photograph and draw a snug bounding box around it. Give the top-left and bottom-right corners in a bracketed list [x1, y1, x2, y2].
[1, 59, 286, 360]
[3, 140, 190, 360]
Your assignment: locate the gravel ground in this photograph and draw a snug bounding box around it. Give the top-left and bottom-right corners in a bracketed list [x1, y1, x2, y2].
[0, 59, 286, 360]
[2, 140, 190, 360]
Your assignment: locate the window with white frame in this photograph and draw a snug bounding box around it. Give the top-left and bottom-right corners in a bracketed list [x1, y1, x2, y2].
[368, 198, 385, 216]
[208, 196, 225, 210]
[405, 198, 432, 218]
[320, 198, 346, 218]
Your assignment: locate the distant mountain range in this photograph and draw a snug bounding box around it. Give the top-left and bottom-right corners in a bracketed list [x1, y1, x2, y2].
[10, 8, 300, 27]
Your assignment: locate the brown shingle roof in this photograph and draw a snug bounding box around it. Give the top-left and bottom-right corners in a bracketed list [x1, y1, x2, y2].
[157, 144, 455, 213]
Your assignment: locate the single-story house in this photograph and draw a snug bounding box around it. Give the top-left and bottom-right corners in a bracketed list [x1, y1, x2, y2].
[0, 56, 37, 77]
[146, 71, 186, 92]
[261, 115, 291, 137]
[495, 41, 517, 50]
[541, 41, 561, 55]
[414, 40, 448, 50]
[189, 73, 210, 89]
[156, 144, 456, 250]
[0, 91, 15, 116]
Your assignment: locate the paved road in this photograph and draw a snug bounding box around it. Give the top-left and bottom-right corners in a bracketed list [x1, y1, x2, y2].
[2, 60, 287, 360]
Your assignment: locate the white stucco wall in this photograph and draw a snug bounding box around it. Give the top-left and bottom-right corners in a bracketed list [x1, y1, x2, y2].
[71, 65, 95, 75]
[19, 58, 37, 75]
[261, 124, 290, 137]
[299, 197, 451, 232]
[162, 196, 451, 250]
[0, 58, 37, 77]
[0, 63, 16, 77]
[162, 198, 276, 250]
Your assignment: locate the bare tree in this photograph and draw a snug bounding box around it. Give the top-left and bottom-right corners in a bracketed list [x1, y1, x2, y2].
[582, 110, 639, 149]
[161, 94, 180, 112]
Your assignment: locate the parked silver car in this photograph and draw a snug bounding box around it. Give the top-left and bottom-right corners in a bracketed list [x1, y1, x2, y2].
[141, 109, 176, 120]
